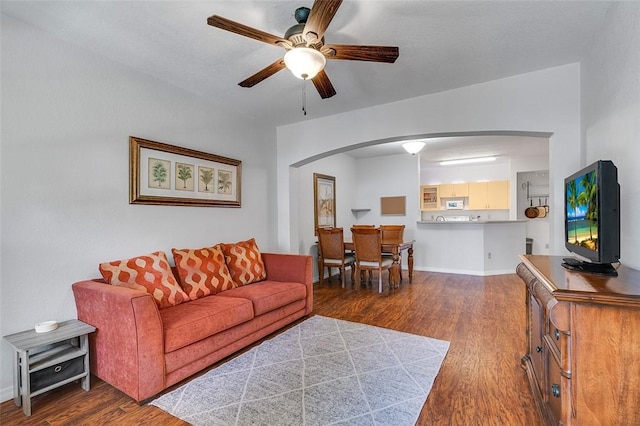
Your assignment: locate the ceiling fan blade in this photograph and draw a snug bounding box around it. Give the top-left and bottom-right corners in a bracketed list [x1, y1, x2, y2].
[304, 0, 343, 44]
[238, 59, 287, 88]
[311, 70, 337, 99]
[207, 15, 292, 49]
[323, 44, 399, 63]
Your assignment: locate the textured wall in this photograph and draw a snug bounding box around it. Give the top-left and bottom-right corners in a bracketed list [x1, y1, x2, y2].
[0, 15, 275, 399]
[581, 2, 640, 270]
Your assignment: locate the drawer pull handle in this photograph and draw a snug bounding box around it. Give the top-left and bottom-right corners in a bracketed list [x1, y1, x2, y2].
[554, 329, 560, 340]
[536, 346, 543, 353]
[54, 365, 62, 373]
[551, 383, 560, 398]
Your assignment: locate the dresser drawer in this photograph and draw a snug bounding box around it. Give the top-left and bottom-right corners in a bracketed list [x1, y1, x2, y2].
[547, 302, 571, 374]
[30, 356, 85, 392]
[547, 351, 564, 425]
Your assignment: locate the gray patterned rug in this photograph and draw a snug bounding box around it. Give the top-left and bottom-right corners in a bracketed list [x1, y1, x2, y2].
[151, 315, 449, 425]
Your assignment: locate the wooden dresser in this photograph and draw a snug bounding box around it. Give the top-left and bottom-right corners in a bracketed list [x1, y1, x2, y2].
[517, 255, 640, 425]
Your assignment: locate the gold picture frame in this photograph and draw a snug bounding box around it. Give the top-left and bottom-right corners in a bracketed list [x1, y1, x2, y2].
[130, 136, 241, 207]
[313, 173, 336, 234]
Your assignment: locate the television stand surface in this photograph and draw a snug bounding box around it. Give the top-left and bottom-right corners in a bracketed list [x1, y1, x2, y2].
[561, 257, 618, 276]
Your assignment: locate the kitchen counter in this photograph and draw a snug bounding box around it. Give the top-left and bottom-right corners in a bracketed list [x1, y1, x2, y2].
[415, 219, 527, 275]
[417, 220, 527, 224]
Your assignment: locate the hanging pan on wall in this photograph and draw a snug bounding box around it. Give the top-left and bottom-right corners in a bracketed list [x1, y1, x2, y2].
[525, 200, 538, 218]
[536, 198, 547, 218]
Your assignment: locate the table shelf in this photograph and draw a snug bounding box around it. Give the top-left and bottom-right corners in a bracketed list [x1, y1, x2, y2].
[29, 371, 89, 398]
[29, 343, 86, 372]
[3, 319, 95, 417]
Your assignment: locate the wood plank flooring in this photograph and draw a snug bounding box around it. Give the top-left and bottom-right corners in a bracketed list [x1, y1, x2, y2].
[1, 270, 541, 425]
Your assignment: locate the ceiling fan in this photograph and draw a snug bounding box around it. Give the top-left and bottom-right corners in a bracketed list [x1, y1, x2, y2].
[207, 0, 399, 99]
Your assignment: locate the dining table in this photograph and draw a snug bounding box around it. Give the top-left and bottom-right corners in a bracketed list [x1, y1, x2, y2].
[343, 240, 415, 286]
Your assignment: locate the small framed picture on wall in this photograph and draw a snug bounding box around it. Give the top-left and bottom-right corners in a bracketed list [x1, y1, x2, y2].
[313, 173, 336, 234]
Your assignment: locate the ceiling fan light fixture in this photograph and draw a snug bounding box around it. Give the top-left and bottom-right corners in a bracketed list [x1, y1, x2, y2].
[284, 47, 326, 80]
[402, 141, 426, 155]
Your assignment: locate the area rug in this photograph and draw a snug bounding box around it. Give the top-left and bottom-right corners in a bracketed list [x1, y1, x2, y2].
[151, 315, 450, 425]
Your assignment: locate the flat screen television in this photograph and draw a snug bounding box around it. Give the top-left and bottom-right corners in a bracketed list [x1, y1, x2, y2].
[563, 160, 620, 276]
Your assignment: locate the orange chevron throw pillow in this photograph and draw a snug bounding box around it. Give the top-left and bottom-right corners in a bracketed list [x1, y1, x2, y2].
[222, 238, 267, 286]
[99, 251, 189, 309]
[171, 244, 236, 299]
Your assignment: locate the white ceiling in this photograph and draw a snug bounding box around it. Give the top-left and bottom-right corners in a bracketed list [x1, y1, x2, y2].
[347, 134, 550, 165]
[1, 0, 612, 163]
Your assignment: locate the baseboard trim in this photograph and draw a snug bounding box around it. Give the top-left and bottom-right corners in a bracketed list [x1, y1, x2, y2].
[1, 385, 14, 403]
[314, 265, 514, 282]
[416, 266, 514, 276]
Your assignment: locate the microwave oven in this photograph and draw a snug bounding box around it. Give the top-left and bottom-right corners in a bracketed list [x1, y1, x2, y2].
[445, 200, 464, 210]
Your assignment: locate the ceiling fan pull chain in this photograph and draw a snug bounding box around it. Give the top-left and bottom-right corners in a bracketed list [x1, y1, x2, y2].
[302, 80, 307, 116]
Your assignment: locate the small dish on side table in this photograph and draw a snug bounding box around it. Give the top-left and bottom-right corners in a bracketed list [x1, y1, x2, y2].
[35, 321, 58, 333]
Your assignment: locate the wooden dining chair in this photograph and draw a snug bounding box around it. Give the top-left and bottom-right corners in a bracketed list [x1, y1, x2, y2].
[380, 224, 405, 242]
[350, 227, 395, 293]
[380, 225, 406, 282]
[317, 227, 355, 288]
[349, 225, 376, 282]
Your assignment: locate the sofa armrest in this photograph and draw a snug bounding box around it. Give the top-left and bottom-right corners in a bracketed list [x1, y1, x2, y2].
[262, 252, 313, 314]
[72, 280, 165, 402]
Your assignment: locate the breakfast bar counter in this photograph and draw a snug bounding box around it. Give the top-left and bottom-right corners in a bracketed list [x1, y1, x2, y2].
[417, 220, 524, 224]
[415, 219, 527, 275]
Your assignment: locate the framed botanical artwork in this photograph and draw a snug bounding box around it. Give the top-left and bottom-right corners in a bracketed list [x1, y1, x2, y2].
[313, 173, 336, 234]
[130, 136, 241, 207]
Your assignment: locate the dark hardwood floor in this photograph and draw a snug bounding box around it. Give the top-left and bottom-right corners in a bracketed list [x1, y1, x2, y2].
[1, 270, 541, 425]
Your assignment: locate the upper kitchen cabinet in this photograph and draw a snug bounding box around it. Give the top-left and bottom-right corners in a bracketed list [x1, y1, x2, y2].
[468, 180, 510, 210]
[439, 183, 469, 198]
[420, 185, 439, 211]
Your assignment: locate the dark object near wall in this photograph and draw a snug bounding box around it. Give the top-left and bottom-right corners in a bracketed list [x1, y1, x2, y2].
[30, 357, 84, 393]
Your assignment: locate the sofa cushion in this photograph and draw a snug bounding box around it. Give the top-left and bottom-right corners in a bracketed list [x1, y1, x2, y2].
[171, 244, 236, 300]
[216, 280, 307, 316]
[160, 295, 254, 353]
[221, 238, 267, 286]
[98, 251, 189, 309]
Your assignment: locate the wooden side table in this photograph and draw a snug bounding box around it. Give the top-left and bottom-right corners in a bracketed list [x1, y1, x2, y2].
[3, 319, 96, 416]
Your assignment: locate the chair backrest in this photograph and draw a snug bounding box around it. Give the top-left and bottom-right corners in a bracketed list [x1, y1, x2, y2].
[380, 225, 405, 244]
[351, 227, 382, 263]
[317, 227, 346, 260]
[350, 225, 375, 241]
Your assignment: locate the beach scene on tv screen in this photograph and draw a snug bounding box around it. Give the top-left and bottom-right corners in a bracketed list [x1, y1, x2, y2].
[566, 170, 598, 251]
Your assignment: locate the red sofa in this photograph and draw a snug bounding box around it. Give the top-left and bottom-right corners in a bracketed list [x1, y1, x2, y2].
[72, 252, 313, 402]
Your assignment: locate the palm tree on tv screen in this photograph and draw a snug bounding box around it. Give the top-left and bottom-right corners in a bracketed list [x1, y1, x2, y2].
[567, 180, 579, 242]
[580, 171, 598, 244]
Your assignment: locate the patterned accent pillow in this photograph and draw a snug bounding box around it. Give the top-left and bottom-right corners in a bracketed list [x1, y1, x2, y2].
[98, 251, 189, 309]
[222, 238, 267, 286]
[171, 244, 236, 299]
